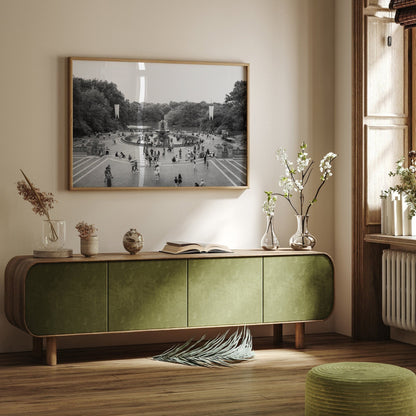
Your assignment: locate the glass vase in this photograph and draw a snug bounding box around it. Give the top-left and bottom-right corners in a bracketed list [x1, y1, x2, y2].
[42, 219, 66, 250]
[261, 214, 279, 251]
[289, 215, 316, 250]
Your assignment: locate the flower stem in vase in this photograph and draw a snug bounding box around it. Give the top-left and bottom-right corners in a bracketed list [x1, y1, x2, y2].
[20, 169, 58, 241]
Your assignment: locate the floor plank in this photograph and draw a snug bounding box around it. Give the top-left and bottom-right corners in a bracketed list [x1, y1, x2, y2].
[0, 333, 416, 415]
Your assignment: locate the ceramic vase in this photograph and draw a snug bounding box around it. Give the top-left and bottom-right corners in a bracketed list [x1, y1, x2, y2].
[123, 228, 144, 254]
[80, 236, 99, 257]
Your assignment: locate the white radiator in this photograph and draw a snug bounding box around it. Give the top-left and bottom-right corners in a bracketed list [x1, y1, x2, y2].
[382, 249, 416, 331]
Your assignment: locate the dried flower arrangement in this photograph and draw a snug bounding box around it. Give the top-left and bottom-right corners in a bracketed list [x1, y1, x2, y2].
[16, 169, 58, 241]
[75, 221, 98, 239]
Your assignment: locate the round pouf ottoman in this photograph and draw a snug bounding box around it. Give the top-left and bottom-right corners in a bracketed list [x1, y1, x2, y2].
[305, 362, 416, 416]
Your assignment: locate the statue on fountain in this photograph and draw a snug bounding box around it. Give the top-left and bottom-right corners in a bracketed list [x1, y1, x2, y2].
[156, 117, 170, 147]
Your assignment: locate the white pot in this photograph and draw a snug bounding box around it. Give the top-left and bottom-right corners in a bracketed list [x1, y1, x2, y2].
[80, 236, 99, 257]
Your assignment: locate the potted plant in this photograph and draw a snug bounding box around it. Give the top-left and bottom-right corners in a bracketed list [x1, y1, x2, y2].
[75, 221, 98, 257]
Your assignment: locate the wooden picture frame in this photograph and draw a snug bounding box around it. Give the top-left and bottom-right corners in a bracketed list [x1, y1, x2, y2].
[68, 57, 249, 190]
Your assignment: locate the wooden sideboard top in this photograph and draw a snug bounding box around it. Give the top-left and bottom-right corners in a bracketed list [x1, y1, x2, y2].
[8, 248, 329, 265]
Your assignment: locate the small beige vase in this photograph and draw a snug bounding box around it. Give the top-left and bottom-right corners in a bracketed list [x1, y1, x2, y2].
[80, 236, 99, 257]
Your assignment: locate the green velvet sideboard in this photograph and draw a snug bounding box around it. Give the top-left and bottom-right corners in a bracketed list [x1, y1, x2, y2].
[4, 250, 334, 365]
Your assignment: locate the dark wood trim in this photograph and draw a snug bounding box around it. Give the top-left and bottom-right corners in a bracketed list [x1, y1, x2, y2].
[352, 0, 365, 340]
[352, 0, 390, 340]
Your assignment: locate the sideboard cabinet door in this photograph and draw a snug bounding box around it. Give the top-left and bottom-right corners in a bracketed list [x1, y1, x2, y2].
[108, 260, 187, 331]
[25, 262, 107, 335]
[263, 254, 334, 323]
[188, 257, 262, 327]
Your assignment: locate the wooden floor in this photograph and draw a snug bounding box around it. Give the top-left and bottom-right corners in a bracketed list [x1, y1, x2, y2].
[1, 333, 416, 415]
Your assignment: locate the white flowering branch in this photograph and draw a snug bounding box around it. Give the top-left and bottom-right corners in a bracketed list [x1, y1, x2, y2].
[271, 142, 336, 216]
[262, 191, 277, 216]
[304, 152, 337, 217]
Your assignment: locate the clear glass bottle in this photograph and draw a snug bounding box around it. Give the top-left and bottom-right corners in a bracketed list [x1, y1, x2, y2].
[261, 214, 279, 251]
[289, 215, 316, 250]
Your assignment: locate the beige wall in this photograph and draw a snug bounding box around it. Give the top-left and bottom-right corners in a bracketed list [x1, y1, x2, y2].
[0, 0, 349, 353]
[334, 0, 352, 336]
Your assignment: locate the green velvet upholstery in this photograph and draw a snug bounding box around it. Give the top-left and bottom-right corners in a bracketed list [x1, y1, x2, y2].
[108, 260, 187, 331]
[25, 263, 107, 335]
[263, 254, 333, 322]
[20, 253, 334, 337]
[188, 257, 262, 327]
[305, 362, 416, 415]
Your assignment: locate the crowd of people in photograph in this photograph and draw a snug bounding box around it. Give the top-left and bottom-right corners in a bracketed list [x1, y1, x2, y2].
[98, 128, 221, 187]
[73, 123, 245, 188]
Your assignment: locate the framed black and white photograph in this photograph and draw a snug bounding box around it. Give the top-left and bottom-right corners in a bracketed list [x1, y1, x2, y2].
[69, 57, 249, 190]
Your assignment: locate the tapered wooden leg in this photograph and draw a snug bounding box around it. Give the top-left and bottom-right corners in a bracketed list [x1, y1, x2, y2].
[46, 337, 57, 366]
[32, 337, 43, 359]
[295, 322, 305, 349]
[273, 324, 283, 346]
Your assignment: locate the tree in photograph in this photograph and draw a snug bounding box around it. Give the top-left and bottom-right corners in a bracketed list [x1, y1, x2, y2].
[223, 80, 247, 133]
[82, 89, 114, 133]
[140, 103, 165, 124]
[72, 78, 128, 137]
[165, 102, 209, 129]
[125, 101, 141, 125]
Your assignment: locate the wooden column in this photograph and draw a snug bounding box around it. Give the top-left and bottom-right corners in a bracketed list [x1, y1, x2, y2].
[46, 337, 57, 366]
[295, 323, 305, 349]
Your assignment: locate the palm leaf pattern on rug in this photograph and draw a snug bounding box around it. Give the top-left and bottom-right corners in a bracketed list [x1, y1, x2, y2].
[153, 326, 254, 367]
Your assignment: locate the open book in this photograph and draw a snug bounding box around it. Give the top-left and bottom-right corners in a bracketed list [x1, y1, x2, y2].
[161, 241, 233, 255]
